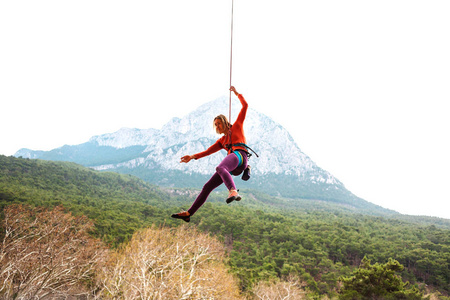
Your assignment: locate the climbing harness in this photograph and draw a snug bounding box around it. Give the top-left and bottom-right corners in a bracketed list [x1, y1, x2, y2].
[233, 150, 244, 167]
[226, 143, 259, 158]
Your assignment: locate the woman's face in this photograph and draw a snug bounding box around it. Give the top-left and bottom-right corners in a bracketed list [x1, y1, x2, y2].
[214, 118, 226, 134]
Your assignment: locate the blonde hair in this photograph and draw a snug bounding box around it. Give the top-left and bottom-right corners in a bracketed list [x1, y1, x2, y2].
[213, 114, 231, 134]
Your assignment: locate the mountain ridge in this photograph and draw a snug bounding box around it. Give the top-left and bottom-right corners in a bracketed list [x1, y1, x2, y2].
[15, 96, 390, 215]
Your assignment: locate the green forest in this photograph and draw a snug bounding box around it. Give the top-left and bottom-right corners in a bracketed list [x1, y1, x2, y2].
[1, 155, 449, 299]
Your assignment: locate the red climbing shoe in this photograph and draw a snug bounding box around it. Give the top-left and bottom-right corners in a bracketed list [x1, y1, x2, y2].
[171, 210, 190, 222]
[226, 189, 241, 204]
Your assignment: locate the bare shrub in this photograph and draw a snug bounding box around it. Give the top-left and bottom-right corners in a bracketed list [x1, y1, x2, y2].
[0, 204, 107, 299]
[252, 275, 307, 300]
[99, 225, 243, 299]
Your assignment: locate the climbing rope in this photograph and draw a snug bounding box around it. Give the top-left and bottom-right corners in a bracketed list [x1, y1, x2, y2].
[229, 0, 234, 122]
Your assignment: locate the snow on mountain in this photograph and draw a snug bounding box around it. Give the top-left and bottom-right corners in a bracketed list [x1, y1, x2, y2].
[90, 128, 159, 148]
[87, 96, 338, 185]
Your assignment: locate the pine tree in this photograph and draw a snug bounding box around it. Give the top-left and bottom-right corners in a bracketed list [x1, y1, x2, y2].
[339, 256, 426, 300]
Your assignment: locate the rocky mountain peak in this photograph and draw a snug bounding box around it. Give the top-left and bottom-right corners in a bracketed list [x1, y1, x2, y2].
[15, 96, 350, 200]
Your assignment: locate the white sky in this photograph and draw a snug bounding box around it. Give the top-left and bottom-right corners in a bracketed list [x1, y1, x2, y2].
[1, 1, 449, 219]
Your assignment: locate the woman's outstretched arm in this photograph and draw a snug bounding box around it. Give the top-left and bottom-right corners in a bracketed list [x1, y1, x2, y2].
[230, 86, 248, 125]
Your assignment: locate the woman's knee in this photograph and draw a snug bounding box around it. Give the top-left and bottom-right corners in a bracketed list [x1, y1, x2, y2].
[216, 166, 225, 174]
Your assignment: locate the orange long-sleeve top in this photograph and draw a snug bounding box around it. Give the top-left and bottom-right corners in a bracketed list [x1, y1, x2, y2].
[194, 94, 248, 159]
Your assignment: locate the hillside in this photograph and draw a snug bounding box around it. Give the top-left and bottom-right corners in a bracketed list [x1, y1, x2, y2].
[1, 155, 449, 297]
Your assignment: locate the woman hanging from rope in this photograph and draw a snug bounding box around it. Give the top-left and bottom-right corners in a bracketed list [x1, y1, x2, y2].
[171, 86, 251, 222]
